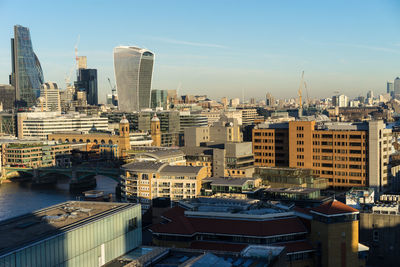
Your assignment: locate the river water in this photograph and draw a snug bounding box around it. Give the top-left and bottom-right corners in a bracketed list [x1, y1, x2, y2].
[0, 176, 118, 221]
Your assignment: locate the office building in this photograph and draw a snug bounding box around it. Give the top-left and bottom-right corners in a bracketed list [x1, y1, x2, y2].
[17, 111, 108, 139]
[253, 120, 391, 190]
[77, 55, 87, 69]
[266, 92, 275, 107]
[230, 98, 240, 107]
[179, 111, 208, 130]
[0, 84, 15, 110]
[1, 142, 71, 168]
[238, 108, 262, 125]
[114, 46, 154, 112]
[10, 25, 44, 107]
[120, 162, 207, 211]
[332, 94, 349, 107]
[395, 77, 400, 95]
[387, 81, 394, 94]
[40, 82, 61, 111]
[151, 89, 168, 109]
[184, 117, 242, 147]
[166, 89, 177, 107]
[75, 68, 98, 105]
[0, 201, 142, 267]
[200, 110, 221, 126]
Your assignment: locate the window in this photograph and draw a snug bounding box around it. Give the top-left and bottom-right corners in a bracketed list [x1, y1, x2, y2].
[373, 230, 379, 242]
[129, 217, 138, 230]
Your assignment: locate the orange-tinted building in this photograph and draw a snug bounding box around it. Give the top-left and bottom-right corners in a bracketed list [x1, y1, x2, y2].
[253, 120, 391, 190]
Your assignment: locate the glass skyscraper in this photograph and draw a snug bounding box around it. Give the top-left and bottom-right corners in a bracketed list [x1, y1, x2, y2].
[113, 46, 154, 112]
[151, 89, 168, 109]
[11, 25, 44, 107]
[75, 68, 98, 105]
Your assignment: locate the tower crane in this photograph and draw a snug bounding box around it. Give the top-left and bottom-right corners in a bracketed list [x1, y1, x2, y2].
[108, 78, 118, 106]
[304, 81, 310, 106]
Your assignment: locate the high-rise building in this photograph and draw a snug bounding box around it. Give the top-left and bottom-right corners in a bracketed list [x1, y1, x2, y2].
[75, 69, 98, 105]
[253, 120, 392, 191]
[332, 94, 348, 107]
[77, 56, 87, 69]
[114, 46, 155, 112]
[394, 77, 400, 95]
[151, 89, 168, 109]
[266, 92, 274, 107]
[40, 82, 61, 111]
[10, 25, 44, 107]
[0, 84, 15, 110]
[387, 81, 394, 94]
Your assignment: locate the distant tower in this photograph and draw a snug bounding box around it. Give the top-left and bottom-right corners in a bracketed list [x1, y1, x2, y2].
[394, 77, 400, 95]
[387, 81, 394, 94]
[119, 115, 131, 153]
[151, 113, 161, 147]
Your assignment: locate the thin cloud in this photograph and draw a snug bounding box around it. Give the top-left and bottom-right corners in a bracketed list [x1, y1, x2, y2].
[147, 36, 228, 49]
[337, 43, 400, 55]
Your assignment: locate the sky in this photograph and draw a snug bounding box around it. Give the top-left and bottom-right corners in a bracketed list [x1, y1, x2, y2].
[0, 0, 400, 103]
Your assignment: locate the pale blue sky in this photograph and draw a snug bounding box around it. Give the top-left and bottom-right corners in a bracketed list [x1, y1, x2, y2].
[0, 0, 400, 103]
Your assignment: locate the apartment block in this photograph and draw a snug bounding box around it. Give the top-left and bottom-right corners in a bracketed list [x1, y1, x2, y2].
[120, 162, 207, 211]
[253, 120, 391, 190]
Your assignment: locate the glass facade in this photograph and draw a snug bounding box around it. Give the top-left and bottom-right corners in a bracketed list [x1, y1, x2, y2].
[114, 46, 154, 112]
[12, 25, 44, 107]
[75, 69, 98, 105]
[151, 89, 168, 109]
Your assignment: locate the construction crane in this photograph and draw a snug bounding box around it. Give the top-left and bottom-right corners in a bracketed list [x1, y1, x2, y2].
[304, 81, 310, 106]
[75, 35, 80, 70]
[107, 78, 116, 94]
[107, 78, 118, 106]
[64, 35, 80, 88]
[298, 71, 304, 109]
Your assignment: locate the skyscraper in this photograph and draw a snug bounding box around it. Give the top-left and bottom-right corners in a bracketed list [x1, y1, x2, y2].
[394, 77, 400, 95]
[75, 69, 98, 105]
[113, 46, 154, 112]
[151, 89, 168, 109]
[387, 81, 394, 94]
[10, 25, 44, 107]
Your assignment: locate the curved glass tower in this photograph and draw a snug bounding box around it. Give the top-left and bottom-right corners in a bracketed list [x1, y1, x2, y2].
[11, 25, 44, 107]
[113, 46, 154, 112]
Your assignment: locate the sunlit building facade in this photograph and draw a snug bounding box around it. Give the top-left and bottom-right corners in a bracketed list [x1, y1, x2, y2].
[113, 46, 154, 112]
[11, 25, 44, 107]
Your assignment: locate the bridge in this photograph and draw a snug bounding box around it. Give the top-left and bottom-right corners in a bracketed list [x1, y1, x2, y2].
[3, 166, 121, 184]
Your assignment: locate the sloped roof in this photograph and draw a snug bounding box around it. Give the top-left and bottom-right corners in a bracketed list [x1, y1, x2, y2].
[311, 200, 358, 216]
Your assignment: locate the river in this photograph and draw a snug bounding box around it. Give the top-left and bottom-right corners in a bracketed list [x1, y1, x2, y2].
[0, 175, 118, 221]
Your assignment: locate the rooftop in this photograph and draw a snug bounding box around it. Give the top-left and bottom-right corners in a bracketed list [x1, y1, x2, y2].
[150, 206, 307, 237]
[136, 149, 185, 160]
[311, 200, 359, 216]
[0, 201, 137, 256]
[264, 187, 320, 195]
[122, 161, 204, 176]
[203, 177, 260, 187]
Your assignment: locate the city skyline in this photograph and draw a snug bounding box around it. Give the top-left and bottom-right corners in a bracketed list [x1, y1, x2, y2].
[0, 1, 400, 103]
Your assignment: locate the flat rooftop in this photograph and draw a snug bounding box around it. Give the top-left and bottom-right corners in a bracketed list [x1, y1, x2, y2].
[264, 187, 320, 194]
[0, 201, 137, 256]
